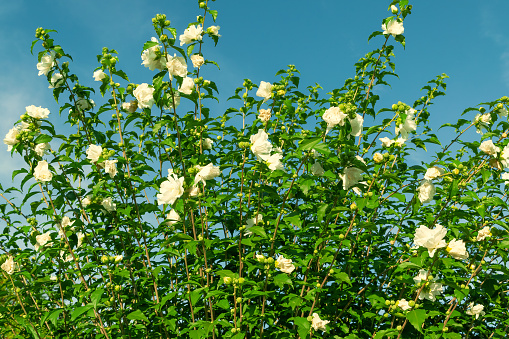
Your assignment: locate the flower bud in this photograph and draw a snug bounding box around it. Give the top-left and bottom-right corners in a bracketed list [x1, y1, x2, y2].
[101, 255, 109, 263]
[391, 5, 398, 14]
[373, 152, 384, 163]
[236, 297, 242, 303]
[306, 315, 313, 321]
[223, 277, 232, 285]
[350, 203, 358, 211]
[238, 277, 245, 284]
[396, 325, 402, 331]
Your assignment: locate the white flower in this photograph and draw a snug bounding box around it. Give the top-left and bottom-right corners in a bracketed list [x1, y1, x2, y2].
[311, 162, 325, 176]
[266, 153, 284, 171]
[424, 166, 445, 180]
[244, 214, 263, 236]
[502, 172, 509, 184]
[187, 185, 200, 197]
[413, 224, 447, 257]
[258, 108, 272, 122]
[417, 180, 435, 204]
[179, 25, 203, 46]
[397, 299, 412, 311]
[207, 25, 221, 36]
[86, 144, 103, 163]
[382, 19, 404, 37]
[35, 142, 50, 156]
[50, 275, 58, 281]
[497, 106, 508, 118]
[60, 216, 75, 232]
[60, 250, 73, 262]
[202, 138, 213, 150]
[102, 197, 116, 212]
[250, 129, 273, 161]
[93, 69, 107, 81]
[141, 38, 166, 71]
[466, 303, 485, 319]
[34, 160, 53, 182]
[166, 209, 181, 227]
[77, 232, 85, 248]
[276, 255, 295, 274]
[476, 226, 492, 241]
[26, 105, 50, 119]
[157, 173, 185, 205]
[390, 5, 398, 13]
[178, 77, 195, 95]
[446, 239, 468, 260]
[113, 255, 123, 263]
[479, 140, 500, 156]
[394, 137, 406, 147]
[501, 145, 509, 168]
[349, 113, 364, 137]
[373, 153, 384, 163]
[104, 160, 118, 178]
[256, 254, 265, 262]
[76, 97, 95, 111]
[48, 73, 64, 88]
[36, 231, 52, 249]
[190, 54, 205, 68]
[475, 113, 491, 135]
[310, 313, 329, 332]
[133, 83, 155, 109]
[340, 166, 363, 191]
[122, 100, 138, 113]
[322, 107, 347, 134]
[395, 108, 417, 139]
[413, 269, 443, 301]
[1, 256, 14, 275]
[37, 52, 55, 76]
[4, 127, 20, 151]
[379, 137, 394, 147]
[166, 53, 188, 80]
[256, 81, 272, 102]
[81, 195, 92, 207]
[194, 163, 221, 185]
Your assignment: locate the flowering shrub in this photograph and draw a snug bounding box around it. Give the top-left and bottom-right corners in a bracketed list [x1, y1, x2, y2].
[1, 0, 509, 338]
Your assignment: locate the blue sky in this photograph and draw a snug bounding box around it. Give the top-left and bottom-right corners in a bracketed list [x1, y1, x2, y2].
[2, 0, 509, 182]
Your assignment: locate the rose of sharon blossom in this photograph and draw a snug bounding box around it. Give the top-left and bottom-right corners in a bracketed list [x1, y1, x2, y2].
[340, 166, 363, 191]
[194, 163, 221, 185]
[447, 239, 469, 260]
[179, 25, 203, 46]
[102, 197, 116, 212]
[379, 137, 394, 147]
[311, 313, 329, 332]
[397, 299, 412, 311]
[35, 142, 50, 157]
[382, 19, 404, 37]
[244, 214, 263, 236]
[190, 54, 205, 68]
[207, 25, 221, 36]
[266, 152, 284, 171]
[86, 144, 103, 163]
[394, 137, 406, 147]
[413, 269, 443, 301]
[34, 160, 52, 182]
[258, 109, 271, 122]
[479, 140, 500, 156]
[76, 97, 95, 111]
[122, 101, 138, 113]
[166, 209, 181, 227]
[157, 173, 185, 205]
[164, 92, 181, 110]
[166, 54, 188, 79]
[133, 83, 155, 109]
[1, 256, 14, 275]
[104, 160, 118, 178]
[4, 127, 20, 151]
[202, 138, 213, 150]
[276, 255, 295, 274]
[26, 105, 50, 119]
[250, 129, 273, 161]
[48, 73, 64, 88]
[141, 38, 166, 71]
[417, 180, 435, 203]
[256, 81, 272, 102]
[414, 224, 447, 257]
[466, 303, 485, 319]
[396, 108, 417, 139]
[93, 69, 107, 81]
[37, 52, 55, 76]
[500, 145, 509, 168]
[349, 114, 364, 137]
[81, 195, 92, 207]
[424, 166, 445, 180]
[311, 162, 325, 176]
[35, 231, 52, 251]
[477, 226, 492, 241]
[178, 77, 195, 95]
[373, 153, 383, 163]
[323, 107, 347, 134]
[475, 113, 491, 135]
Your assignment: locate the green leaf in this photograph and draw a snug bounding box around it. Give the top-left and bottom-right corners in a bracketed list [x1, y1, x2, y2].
[406, 309, 427, 333]
[273, 273, 293, 288]
[208, 9, 218, 21]
[292, 317, 310, 339]
[299, 137, 321, 152]
[394, 262, 421, 273]
[91, 288, 104, 309]
[248, 225, 267, 238]
[35, 134, 52, 144]
[44, 309, 63, 327]
[335, 271, 352, 286]
[127, 309, 149, 323]
[71, 305, 93, 321]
